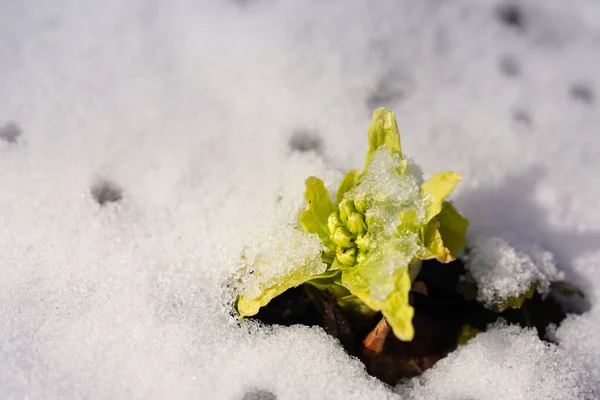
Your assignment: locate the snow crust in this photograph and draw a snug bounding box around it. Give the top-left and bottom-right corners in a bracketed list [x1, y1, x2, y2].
[465, 235, 563, 308]
[401, 322, 595, 400]
[1, 0, 600, 399]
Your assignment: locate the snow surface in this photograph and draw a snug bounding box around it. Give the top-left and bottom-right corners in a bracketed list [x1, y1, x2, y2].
[1, 0, 600, 399]
[400, 321, 594, 400]
[465, 235, 563, 308]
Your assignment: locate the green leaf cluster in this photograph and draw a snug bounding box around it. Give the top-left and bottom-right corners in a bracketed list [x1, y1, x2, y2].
[235, 108, 468, 341]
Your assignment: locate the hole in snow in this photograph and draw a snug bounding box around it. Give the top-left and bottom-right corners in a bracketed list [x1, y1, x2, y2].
[497, 3, 525, 32]
[241, 389, 277, 400]
[232, 0, 258, 6]
[498, 55, 521, 77]
[0, 121, 22, 144]
[90, 178, 123, 206]
[365, 75, 413, 111]
[569, 84, 594, 104]
[513, 108, 532, 129]
[365, 87, 404, 110]
[289, 129, 322, 154]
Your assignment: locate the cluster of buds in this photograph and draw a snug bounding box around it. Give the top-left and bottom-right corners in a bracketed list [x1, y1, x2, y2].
[328, 197, 371, 266]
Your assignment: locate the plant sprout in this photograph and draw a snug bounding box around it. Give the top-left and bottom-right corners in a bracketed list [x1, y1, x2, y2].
[234, 108, 468, 341]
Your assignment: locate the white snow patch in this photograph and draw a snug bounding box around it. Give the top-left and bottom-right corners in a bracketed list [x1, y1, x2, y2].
[555, 311, 600, 389]
[400, 322, 595, 400]
[465, 236, 563, 308]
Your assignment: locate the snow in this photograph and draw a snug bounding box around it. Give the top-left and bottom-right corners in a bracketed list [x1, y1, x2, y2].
[400, 321, 595, 400]
[1, 0, 600, 399]
[465, 235, 563, 309]
[236, 226, 327, 299]
[347, 147, 423, 241]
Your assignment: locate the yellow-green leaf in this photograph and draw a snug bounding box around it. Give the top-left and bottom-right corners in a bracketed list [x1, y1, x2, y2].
[381, 270, 414, 341]
[336, 169, 361, 204]
[420, 219, 454, 263]
[339, 240, 417, 341]
[364, 108, 402, 170]
[421, 171, 462, 222]
[457, 324, 480, 345]
[342, 263, 415, 341]
[299, 177, 335, 248]
[238, 271, 320, 317]
[493, 282, 539, 312]
[550, 281, 585, 298]
[437, 201, 468, 258]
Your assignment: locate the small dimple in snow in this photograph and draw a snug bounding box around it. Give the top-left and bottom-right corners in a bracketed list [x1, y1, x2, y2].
[90, 178, 123, 206]
[289, 129, 322, 154]
[0, 121, 22, 144]
[241, 389, 277, 400]
[513, 109, 533, 128]
[569, 84, 594, 104]
[365, 74, 413, 111]
[232, 0, 258, 6]
[366, 83, 403, 110]
[498, 55, 521, 77]
[497, 3, 525, 32]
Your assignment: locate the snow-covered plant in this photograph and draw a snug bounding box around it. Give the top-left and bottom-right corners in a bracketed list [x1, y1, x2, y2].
[234, 108, 468, 341]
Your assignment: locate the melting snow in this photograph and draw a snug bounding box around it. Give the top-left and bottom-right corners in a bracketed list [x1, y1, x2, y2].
[237, 226, 327, 299]
[347, 147, 423, 241]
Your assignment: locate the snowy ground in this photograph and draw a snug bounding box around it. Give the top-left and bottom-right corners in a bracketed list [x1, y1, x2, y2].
[1, 0, 600, 399]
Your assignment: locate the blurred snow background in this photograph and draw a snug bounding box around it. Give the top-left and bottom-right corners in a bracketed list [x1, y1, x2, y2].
[1, 0, 600, 398]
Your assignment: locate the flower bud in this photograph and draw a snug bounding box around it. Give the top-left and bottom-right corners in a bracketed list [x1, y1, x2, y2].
[354, 195, 367, 214]
[355, 234, 371, 252]
[356, 251, 367, 264]
[337, 247, 357, 266]
[328, 212, 341, 235]
[365, 213, 375, 228]
[347, 212, 367, 236]
[333, 226, 354, 249]
[338, 199, 356, 224]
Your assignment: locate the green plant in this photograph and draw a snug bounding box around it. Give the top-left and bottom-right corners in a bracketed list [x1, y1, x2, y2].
[234, 108, 468, 341]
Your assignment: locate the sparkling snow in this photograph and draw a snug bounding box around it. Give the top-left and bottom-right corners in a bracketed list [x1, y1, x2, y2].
[2, 0, 600, 399]
[237, 226, 327, 299]
[465, 235, 563, 309]
[400, 321, 595, 400]
[347, 147, 423, 242]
